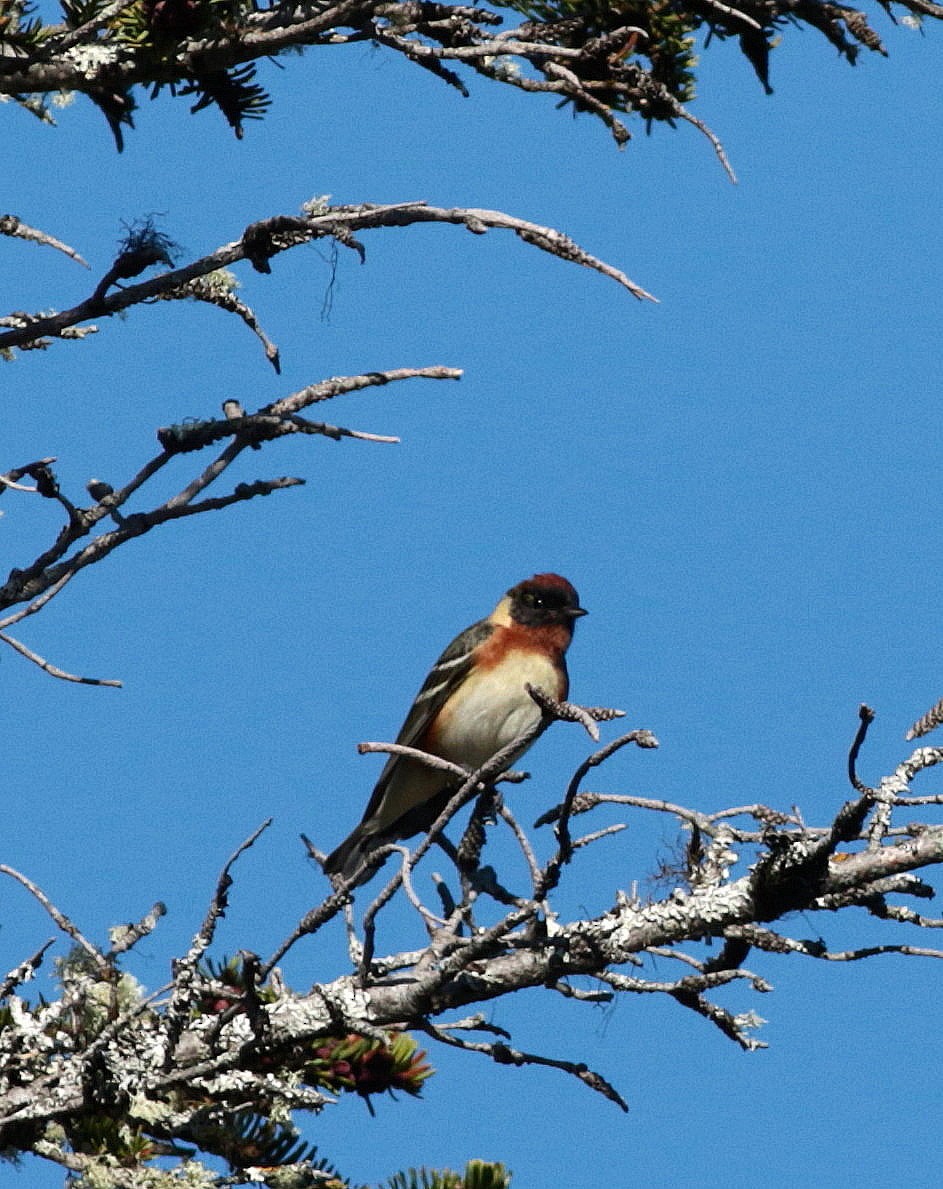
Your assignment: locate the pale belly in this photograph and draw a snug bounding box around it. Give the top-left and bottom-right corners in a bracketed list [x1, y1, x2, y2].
[365, 649, 565, 835]
[434, 650, 563, 769]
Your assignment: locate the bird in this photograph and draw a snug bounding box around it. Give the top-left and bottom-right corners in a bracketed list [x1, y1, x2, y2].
[324, 573, 587, 886]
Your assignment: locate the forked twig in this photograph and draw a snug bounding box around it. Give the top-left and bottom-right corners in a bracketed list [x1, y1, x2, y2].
[417, 1019, 629, 1111]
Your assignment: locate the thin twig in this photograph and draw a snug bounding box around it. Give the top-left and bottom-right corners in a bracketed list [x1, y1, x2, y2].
[163, 820, 272, 1062]
[390, 847, 448, 929]
[496, 802, 542, 889]
[0, 570, 78, 631]
[418, 1019, 629, 1111]
[0, 939, 55, 1000]
[0, 866, 108, 974]
[806, 943, 943, 962]
[108, 902, 167, 955]
[670, 987, 766, 1050]
[0, 630, 122, 687]
[674, 106, 738, 183]
[907, 695, 943, 741]
[547, 730, 657, 864]
[0, 214, 89, 267]
[180, 819, 273, 968]
[162, 273, 282, 373]
[525, 684, 627, 742]
[356, 742, 469, 779]
[571, 823, 627, 850]
[261, 885, 353, 978]
[848, 703, 876, 793]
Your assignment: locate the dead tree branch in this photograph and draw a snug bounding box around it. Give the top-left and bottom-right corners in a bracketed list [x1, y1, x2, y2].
[0, 214, 89, 267]
[0, 201, 654, 358]
[0, 365, 459, 681]
[1, 0, 934, 173]
[4, 703, 943, 1180]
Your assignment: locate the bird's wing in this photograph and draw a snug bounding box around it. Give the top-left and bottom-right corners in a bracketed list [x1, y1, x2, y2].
[358, 616, 495, 824]
[394, 617, 493, 746]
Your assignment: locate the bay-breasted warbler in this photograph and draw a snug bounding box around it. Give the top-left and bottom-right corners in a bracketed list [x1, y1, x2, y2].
[325, 573, 586, 886]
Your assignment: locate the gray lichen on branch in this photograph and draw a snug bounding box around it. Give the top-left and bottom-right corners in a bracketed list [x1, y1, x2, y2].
[0, 200, 655, 362]
[4, 701, 943, 1181]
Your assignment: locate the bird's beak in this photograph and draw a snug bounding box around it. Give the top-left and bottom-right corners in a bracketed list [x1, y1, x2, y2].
[568, 607, 588, 618]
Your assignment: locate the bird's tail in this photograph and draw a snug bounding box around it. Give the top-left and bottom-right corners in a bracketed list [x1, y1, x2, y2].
[323, 826, 381, 888]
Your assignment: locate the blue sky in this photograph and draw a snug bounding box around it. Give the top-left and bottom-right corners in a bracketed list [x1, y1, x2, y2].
[4, 10, 943, 1187]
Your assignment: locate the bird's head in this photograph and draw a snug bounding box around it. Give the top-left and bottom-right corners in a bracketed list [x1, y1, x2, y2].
[505, 573, 587, 628]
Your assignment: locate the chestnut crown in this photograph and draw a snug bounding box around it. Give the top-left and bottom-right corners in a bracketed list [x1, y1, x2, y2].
[507, 573, 586, 627]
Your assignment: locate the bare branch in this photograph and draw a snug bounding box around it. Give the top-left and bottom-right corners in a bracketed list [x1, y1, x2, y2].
[0, 939, 55, 1001]
[418, 1019, 629, 1111]
[0, 214, 89, 267]
[0, 203, 653, 355]
[539, 730, 658, 866]
[673, 106, 738, 183]
[907, 694, 943, 741]
[361, 742, 468, 778]
[808, 943, 943, 962]
[158, 271, 282, 373]
[669, 987, 766, 1051]
[571, 822, 627, 850]
[390, 847, 449, 930]
[0, 629, 122, 687]
[190, 820, 273, 964]
[0, 866, 108, 975]
[9, 694, 943, 1169]
[0, 366, 459, 680]
[496, 801, 542, 889]
[108, 904, 167, 956]
[848, 703, 876, 793]
[162, 820, 272, 1066]
[525, 684, 628, 741]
